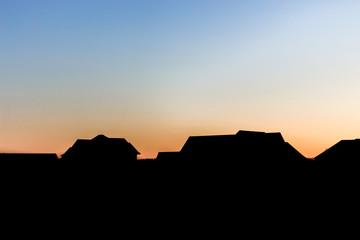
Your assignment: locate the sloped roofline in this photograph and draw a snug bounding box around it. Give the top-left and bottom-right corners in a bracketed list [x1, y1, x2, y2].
[62, 135, 141, 157]
[315, 139, 358, 159]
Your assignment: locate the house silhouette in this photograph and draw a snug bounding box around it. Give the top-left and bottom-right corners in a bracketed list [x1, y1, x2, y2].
[156, 130, 312, 172]
[315, 139, 360, 172]
[61, 135, 140, 162]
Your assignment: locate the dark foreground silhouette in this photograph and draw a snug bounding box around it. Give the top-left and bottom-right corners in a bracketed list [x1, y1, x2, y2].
[61, 134, 140, 162]
[2, 130, 359, 226]
[156, 130, 313, 172]
[1, 130, 358, 184]
[0, 131, 360, 188]
[315, 139, 360, 173]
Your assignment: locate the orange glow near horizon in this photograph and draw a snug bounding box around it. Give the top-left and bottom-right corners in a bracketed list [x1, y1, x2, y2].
[0, 128, 350, 160]
[2, 2, 360, 161]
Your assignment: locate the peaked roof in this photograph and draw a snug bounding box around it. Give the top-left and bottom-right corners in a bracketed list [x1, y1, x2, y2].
[92, 134, 108, 141]
[62, 135, 140, 158]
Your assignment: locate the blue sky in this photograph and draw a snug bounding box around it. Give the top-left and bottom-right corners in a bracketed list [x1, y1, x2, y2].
[1, 0, 360, 157]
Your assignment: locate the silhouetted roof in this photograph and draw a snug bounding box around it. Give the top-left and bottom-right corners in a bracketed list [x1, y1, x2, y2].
[236, 130, 265, 136]
[180, 134, 238, 154]
[181, 131, 285, 152]
[315, 139, 360, 161]
[236, 130, 284, 142]
[179, 130, 306, 161]
[282, 142, 308, 160]
[92, 134, 108, 141]
[62, 135, 140, 159]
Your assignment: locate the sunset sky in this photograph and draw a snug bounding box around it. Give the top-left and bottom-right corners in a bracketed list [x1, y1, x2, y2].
[1, 0, 360, 158]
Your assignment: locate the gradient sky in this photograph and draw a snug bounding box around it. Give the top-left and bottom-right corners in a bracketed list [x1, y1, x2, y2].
[1, 0, 360, 158]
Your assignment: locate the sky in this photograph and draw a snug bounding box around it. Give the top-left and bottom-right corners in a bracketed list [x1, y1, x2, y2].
[1, 0, 360, 158]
